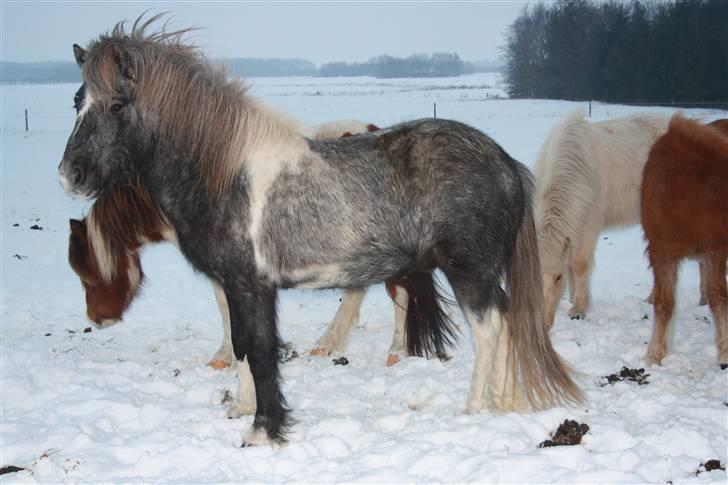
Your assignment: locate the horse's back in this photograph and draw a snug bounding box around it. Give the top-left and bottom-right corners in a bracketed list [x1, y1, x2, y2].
[267, 118, 527, 287]
[641, 115, 728, 254]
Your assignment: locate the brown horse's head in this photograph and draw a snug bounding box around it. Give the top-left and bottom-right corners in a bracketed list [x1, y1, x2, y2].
[68, 218, 143, 326]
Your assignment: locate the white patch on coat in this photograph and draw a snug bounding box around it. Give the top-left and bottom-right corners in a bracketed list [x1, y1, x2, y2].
[284, 263, 346, 289]
[87, 209, 116, 283]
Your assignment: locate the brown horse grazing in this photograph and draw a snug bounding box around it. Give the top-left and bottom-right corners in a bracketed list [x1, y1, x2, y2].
[642, 115, 728, 368]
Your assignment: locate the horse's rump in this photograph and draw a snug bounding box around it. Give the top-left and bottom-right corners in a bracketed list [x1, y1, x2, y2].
[641, 114, 728, 254]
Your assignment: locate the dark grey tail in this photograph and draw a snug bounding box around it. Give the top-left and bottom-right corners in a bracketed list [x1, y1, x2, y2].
[402, 271, 458, 360]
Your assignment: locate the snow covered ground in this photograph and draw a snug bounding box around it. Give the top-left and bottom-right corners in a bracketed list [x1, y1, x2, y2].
[1, 73, 727, 482]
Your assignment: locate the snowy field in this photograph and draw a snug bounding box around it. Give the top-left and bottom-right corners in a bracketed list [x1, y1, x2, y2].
[1, 73, 727, 482]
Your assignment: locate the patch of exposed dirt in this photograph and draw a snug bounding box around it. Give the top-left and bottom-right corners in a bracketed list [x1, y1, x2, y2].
[602, 367, 650, 386]
[538, 419, 589, 448]
[279, 342, 299, 363]
[220, 389, 234, 405]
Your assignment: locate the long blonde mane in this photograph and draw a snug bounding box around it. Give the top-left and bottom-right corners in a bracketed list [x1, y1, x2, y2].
[534, 110, 598, 272]
[81, 14, 300, 195]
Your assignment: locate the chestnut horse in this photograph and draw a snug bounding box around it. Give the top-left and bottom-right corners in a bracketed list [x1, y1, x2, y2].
[642, 115, 728, 368]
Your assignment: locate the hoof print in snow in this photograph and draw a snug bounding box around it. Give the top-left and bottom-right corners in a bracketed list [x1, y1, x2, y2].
[12, 223, 19, 227]
[279, 342, 299, 363]
[538, 419, 589, 448]
[83, 327, 92, 333]
[13, 254, 28, 260]
[696, 459, 725, 475]
[333, 356, 350, 366]
[173, 369, 181, 377]
[0, 466, 25, 476]
[30, 224, 43, 230]
[601, 367, 650, 386]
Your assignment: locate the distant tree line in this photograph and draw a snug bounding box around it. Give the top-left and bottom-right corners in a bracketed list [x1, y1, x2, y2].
[318, 53, 475, 78]
[502, 0, 728, 105]
[1, 62, 82, 84]
[1, 52, 495, 84]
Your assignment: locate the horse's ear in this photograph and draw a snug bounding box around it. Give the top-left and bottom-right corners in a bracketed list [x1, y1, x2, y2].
[73, 44, 86, 66]
[111, 43, 137, 83]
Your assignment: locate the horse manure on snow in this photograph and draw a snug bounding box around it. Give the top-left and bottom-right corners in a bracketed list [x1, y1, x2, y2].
[332, 356, 350, 366]
[0, 466, 25, 476]
[601, 367, 650, 386]
[696, 459, 725, 475]
[538, 420, 589, 448]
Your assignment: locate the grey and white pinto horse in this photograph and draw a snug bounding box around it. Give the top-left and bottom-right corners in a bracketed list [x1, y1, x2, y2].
[58, 18, 581, 446]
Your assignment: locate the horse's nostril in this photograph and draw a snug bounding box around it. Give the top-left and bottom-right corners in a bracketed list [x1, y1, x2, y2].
[73, 168, 84, 186]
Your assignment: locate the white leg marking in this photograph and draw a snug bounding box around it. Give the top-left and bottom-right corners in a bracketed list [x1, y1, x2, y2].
[487, 311, 526, 412]
[227, 358, 257, 418]
[465, 308, 500, 414]
[312, 288, 367, 355]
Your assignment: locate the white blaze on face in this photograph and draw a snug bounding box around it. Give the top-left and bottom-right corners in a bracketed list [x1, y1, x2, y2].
[59, 88, 97, 193]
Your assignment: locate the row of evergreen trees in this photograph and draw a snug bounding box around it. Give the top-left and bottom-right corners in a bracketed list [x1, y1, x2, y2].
[502, 0, 727, 105]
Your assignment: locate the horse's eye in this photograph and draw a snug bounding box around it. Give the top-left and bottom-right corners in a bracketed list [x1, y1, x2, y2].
[110, 103, 124, 113]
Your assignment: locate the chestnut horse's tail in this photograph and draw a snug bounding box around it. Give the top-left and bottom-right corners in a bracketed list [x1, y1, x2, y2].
[396, 272, 458, 360]
[507, 165, 583, 408]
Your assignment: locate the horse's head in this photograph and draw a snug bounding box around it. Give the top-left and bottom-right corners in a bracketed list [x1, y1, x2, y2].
[68, 218, 143, 326]
[58, 38, 153, 199]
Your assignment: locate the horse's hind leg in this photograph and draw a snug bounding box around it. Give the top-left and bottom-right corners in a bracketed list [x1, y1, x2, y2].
[311, 287, 367, 356]
[442, 268, 504, 413]
[704, 253, 728, 368]
[209, 282, 234, 369]
[646, 254, 678, 366]
[385, 281, 407, 367]
[568, 226, 599, 320]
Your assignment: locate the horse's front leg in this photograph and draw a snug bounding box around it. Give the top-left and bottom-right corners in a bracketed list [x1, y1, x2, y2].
[568, 228, 598, 320]
[225, 282, 290, 446]
[311, 287, 367, 355]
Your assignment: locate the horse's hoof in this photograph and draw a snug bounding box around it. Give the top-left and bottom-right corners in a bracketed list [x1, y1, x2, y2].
[310, 347, 330, 357]
[569, 314, 583, 320]
[645, 351, 664, 367]
[699, 297, 708, 306]
[241, 427, 278, 448]
[386, 353, 402, 366]
[208, 359, 231, 370]
[720, 363, 728, 370]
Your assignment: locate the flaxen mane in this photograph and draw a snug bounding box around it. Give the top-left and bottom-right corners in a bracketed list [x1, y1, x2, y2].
[534, 110, 597, 271]
[88, 181, 168, 282]
[83, 15, 298, 194]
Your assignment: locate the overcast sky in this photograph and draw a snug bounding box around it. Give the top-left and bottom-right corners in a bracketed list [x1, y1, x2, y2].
[1, 1, 527, 64]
